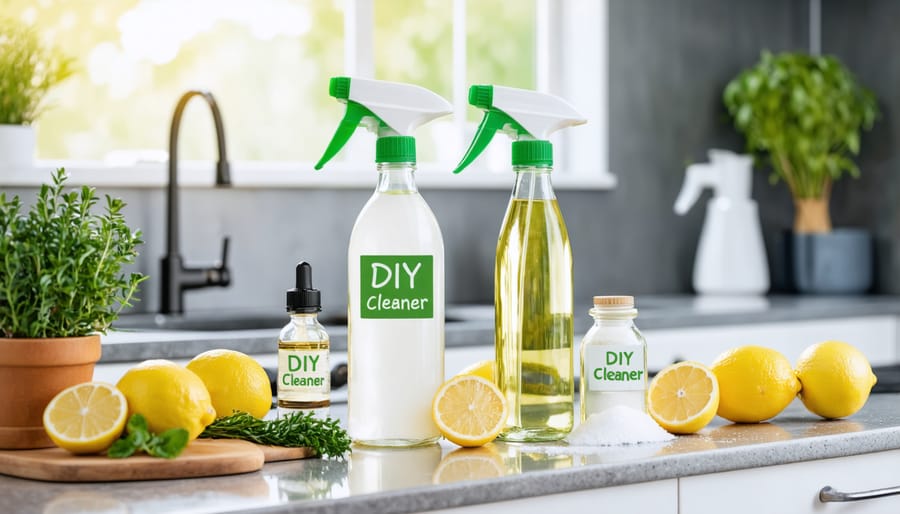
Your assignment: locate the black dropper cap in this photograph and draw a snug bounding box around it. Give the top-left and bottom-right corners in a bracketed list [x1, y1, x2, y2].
[286, 261, 321, 314]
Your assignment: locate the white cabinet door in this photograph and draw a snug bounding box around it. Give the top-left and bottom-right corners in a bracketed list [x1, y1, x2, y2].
[429, 479, 677, 513]
[679, 449, 900, 514]
[643, 316, 898, 370]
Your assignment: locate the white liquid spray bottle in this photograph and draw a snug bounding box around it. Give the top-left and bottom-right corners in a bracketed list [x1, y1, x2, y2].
[315, 77, 452, 447]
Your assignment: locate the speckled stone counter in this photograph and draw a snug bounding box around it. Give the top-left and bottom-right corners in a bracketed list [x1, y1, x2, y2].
[101, 295, 900, 362]
[3, 394, 900, 514]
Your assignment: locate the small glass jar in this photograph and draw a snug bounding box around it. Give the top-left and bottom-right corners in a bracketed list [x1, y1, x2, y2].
[579, 296, 648, 420]
[278, 262, 330, 419]
[278, 311, 330, 418]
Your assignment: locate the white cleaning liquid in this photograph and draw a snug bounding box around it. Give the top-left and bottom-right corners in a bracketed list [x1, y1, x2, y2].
[347, 165, 444, 446]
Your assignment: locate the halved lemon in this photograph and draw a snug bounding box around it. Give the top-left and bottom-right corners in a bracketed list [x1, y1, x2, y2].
[647, 361, 719, 434]
[43, 382, 128, 454]
[432, 445, 505, 484]
[432, 375, 507, 447]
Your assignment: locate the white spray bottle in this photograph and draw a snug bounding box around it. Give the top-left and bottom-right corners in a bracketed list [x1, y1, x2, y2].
[674, 149, 769, 295]
[316, 77, 452, 447]
[454, 85, 586, 442]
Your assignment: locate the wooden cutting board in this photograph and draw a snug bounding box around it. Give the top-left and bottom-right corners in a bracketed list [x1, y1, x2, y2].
[0, 439, 315, 483]
[257, 443, 317, 462]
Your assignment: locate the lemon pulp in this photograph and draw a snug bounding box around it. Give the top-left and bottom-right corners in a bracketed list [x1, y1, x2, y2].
[43, 382, 128, 454]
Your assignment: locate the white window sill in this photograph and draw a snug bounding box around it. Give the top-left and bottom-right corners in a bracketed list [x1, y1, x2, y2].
[0, 161, 617, 190]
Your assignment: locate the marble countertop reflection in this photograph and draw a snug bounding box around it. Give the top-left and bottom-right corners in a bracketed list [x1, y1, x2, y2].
[3, 394, 900, 514]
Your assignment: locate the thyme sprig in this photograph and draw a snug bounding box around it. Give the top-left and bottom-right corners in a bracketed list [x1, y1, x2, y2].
[199, 411, 351, 458]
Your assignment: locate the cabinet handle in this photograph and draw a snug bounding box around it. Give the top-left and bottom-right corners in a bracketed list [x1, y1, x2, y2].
[819, 485, 900, 502]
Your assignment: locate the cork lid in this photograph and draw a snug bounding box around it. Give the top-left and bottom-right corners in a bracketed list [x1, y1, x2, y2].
[592, 295, 634, 308]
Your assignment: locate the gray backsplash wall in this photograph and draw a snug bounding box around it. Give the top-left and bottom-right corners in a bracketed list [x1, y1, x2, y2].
[821, 0, 900, 294]
[20, 0, 889, 317]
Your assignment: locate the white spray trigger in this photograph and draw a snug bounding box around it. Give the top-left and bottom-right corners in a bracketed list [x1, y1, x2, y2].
[348, 78, 452, 136]
[490, 85, 586, 139]
[674, 150, 754, 215]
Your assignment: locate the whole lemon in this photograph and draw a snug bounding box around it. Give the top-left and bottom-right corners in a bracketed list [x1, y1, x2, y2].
[710, 346, 801, 423]
[186, 349, 272, 419]
[795, 341, 877, 419]
[116, 360, 216, 440]
[458, 360, 495, 383]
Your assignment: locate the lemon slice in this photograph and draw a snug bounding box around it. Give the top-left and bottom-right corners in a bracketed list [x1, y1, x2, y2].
[43, 382, 128, 454]
[432, 446, 505, 484]
[647, 361, 719, 434]
[432, 375, 507, 447]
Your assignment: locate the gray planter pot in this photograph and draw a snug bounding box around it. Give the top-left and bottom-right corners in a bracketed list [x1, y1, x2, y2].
[792, 228, 873, 294]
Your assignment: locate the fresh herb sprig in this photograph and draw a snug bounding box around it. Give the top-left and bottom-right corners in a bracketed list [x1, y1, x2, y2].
[108, 414, 190, 459]
[200, 412, 351, 458]
[0, 168, 147, 338]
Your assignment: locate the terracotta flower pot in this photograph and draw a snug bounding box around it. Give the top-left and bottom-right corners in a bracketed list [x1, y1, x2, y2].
[0, 335, 101, 449]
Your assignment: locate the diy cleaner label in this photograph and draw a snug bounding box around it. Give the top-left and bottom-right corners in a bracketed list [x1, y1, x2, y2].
[360, 255, 433, 319]
[585, 345, 645, 391]
[278, 349, 329, 394]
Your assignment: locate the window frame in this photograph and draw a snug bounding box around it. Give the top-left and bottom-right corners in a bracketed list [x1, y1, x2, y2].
[6, 0, 614, 190]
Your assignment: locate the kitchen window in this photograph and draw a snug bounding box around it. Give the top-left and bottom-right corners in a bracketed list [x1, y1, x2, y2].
[5, 0, 613, 189]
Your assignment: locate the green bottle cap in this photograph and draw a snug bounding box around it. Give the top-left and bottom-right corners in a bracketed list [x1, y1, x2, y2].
[329, 76, 351, 99]
[511, 140, 553, 167]
[468, 85, 493, 109]
[376, 136, 416, 163]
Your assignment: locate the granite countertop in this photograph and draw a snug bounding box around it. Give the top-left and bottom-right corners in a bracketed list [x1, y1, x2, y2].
[3, 394, 900, 514]
[100, 295, 900, 363]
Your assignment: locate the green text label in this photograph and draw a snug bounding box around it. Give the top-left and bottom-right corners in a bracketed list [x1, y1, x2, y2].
[360, 255, 433, 319]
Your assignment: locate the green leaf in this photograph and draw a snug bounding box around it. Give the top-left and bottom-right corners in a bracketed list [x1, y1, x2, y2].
[108, 415, 189, 460]
[107, 436, 137, 459]
[736, 104, 752, 127]
[127, 413, 149, 434]
[845, 131, 860, 154]
[148, 428, 190, 459]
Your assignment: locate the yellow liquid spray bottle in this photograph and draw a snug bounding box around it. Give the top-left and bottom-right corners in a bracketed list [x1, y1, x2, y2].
[454, 85, 586, 442]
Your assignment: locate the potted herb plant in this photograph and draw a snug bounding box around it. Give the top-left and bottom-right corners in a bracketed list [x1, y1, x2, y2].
[723, 51, 879, 293]
[0, 19, 74, 169]
[0, 169, 146, 449]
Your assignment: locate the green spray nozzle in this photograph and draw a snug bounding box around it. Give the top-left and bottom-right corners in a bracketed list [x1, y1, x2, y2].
[452, 109, 527, 174]
[453, 84, 587, 174]
[315, 76, 453, 170]
[314, 101, 381, 170]
[453, 86, 528, 174]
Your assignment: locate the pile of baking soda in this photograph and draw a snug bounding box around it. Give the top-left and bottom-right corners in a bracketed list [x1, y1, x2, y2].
[566, 405, 674, 446]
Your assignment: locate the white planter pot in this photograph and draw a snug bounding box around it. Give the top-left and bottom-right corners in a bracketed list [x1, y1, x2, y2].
[0, 124, 35, 169]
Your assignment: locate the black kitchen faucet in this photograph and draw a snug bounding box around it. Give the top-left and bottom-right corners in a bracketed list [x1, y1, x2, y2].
[159, 90, 232, 314]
